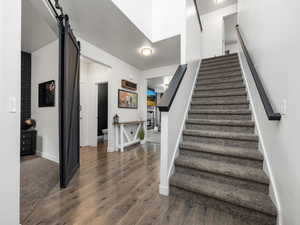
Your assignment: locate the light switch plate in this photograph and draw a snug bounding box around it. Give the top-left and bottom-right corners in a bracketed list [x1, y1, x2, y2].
[8, 96, 17, 113]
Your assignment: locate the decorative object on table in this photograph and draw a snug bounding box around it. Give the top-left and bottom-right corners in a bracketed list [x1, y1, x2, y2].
[121, 79, 137, 91]
[39, 80, 56, 107]
[118, 89, 138, 109]
[113, 114, 119, 124]
[147, 88, 156, 106]
[138, 126, 145, 141]
[21, 118, 36, 130]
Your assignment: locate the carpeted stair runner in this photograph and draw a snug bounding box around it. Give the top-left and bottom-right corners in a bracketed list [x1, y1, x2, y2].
[169, 53, 277, 225]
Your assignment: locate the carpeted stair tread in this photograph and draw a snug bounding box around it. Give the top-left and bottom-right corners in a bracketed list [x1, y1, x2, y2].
[183, 129, 259, 142]
[201, 60, 240, 68]
[197, 77, 243, 85]
[200, 64, 241, 72]
[193, 91, 247, 98]
[186, 119, 255, 128]
[170, 173, 277, 216]
[180, 141, 263, 161]
[198, 71, 242, 81]
[202, 53, 238, 62]
[200, 68, 241, 76]
[189, 109, 252, 115]
[175, 155, 268, 184]
[195, 84, 245, 91]
[191, 99, 249, 105]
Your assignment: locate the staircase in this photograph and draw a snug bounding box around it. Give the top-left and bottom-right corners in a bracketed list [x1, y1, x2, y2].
[170, 53, 277, 225]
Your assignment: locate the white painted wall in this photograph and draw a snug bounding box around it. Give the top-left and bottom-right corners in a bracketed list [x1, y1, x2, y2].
[80, 62, 89, 146]
[152, 0, 184, 42]
[79, 38, 145, 152]
[0, 1, 21, 224]
[142, 64, 178, 79]
[201, 4, 237, 58]
[184, 0, 202, 63]
[238, 0, 300, 224]
[31, 40, 59, 163]
[111, 0, 152, 39]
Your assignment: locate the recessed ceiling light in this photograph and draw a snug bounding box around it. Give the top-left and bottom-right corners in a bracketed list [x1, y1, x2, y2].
[140, 47, 154, 56]
[215, 0, 225, 4]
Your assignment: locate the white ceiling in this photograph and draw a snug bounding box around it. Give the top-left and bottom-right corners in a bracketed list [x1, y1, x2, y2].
[22, 0, 237, 69]
[196, 0, 237, 15]
[23, 0, 180, 70]
[21, 0, 57, 53]
[59, 0, 180, 70]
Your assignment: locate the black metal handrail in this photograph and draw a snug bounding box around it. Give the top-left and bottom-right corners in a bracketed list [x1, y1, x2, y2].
[157, 64, 188, 112]
[236, 25, 281, 121]
[193, 0, 203, 32]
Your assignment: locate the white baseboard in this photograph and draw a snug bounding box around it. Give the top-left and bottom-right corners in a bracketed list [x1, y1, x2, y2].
[159, 184, 169, 196]
[107, 146, 115, 153]
[36, 151, 59, 163]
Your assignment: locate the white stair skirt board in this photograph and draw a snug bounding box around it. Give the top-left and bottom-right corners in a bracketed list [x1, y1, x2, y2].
[114, 121, 144, 152]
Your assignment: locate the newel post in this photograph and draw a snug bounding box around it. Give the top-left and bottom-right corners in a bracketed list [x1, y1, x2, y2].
[159, 112, 169, 196]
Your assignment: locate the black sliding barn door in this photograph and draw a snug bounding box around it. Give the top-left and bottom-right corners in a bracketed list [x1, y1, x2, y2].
[58, 15, 81, 188]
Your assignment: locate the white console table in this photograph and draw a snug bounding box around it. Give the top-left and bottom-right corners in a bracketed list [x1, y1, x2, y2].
[113, 120, 145, 152]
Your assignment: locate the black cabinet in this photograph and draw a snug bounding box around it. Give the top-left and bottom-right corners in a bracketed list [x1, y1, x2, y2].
[21, 130, 37, 156]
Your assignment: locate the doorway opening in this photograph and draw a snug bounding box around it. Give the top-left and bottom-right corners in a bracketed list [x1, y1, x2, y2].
[79, 56, 111, 153]
[97, 82, 109, 148]
[223, 13, 238, 55]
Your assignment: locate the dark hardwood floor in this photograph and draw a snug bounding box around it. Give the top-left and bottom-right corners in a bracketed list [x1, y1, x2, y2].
[23, 143, 251, 225]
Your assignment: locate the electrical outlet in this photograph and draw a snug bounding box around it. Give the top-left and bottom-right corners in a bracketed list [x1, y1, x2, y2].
[281, 99, 287, 116]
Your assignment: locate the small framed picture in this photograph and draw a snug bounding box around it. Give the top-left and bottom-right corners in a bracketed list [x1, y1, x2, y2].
[118, 89, 138, 109]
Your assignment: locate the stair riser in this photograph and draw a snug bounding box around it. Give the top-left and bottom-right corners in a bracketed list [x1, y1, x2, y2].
[186, 123, 254, 133]
[175, 166, 267, 193]
[183, 134, 258, 149]
[200, 64, 240, 72]
[180, 149, 262, 168]
[197, 77, 243, 85]
[189, 113, 252, 121]
[194, 87, 246, 95]
[191, 104, 249, 110]
[170, 187, 276, 225]
[200, 68, 241, 76]
[196, 84, 245, 92]
[201, 60, 239, 68]
[203, 56, 239, 64]
[198, 71, 242, 80]
[192, 95, 247, 102]
[196, 81, 244, 89]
